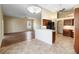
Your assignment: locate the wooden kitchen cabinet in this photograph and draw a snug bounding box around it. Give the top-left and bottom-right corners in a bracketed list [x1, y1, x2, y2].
[63, 29, 73, 37]
[43, 19, 49, 26]
[64, 19, 74, 26]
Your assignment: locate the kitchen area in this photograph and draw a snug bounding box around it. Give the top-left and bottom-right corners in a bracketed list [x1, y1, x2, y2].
[63, 19, 74, 38]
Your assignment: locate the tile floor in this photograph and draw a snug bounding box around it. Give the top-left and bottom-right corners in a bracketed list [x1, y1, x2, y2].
[0, 34, 75, 54]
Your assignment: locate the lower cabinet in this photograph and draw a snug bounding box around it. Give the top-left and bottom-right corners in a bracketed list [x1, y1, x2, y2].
[63, 29, 73, 37]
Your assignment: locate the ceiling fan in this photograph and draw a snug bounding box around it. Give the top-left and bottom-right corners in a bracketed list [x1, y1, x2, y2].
[58, 7, 74, 12]
[59, 8, 65, 12]
[58, 4, 74, 12]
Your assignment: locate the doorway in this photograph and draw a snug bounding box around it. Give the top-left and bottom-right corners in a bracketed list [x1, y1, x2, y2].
[26, 19, 33, 31]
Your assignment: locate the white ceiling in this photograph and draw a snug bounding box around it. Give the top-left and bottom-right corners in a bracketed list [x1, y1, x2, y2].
[38, 4, 75, 12]
[2, 4, 41, 19]
[1, 4, 76, 19]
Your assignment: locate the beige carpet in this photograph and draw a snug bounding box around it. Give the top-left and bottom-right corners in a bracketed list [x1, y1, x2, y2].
[0, 34, 75, 54]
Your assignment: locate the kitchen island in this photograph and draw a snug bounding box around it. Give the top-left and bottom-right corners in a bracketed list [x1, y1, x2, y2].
[35, 29, 56, 45]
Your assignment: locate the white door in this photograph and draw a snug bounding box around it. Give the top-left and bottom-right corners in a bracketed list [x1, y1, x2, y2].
[57, 20, 63, 34]
[0, 5, 4, 47]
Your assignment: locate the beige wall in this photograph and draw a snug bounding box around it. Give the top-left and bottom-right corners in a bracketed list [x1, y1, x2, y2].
[0, 5, 4, 46]
[41, 9, 57, 20]
[33, 19, 41, 29]
[4, 16, 27, 33]
[4, 16, 41, 33]
[74, 4, 79, 8]
[58, 11, 74, 18]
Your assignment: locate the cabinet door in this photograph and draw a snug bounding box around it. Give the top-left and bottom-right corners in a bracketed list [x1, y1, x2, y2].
[74, 8, 79, 53]
[63, 29, 72, 37]
[64, 19, 72, 25]
[43, 19, 48, 26]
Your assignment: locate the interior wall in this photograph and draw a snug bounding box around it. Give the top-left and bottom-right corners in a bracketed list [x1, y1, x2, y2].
[0, 5, 4, 46]
[41, 9, 57, 20]
[33, 19, 41, 30]
[4, 16, 41, 33]
[4, 16, 27, 33]
[26, 16, 41, 30]
[74, 4, 79, 8]
[58, 11, 74, 18]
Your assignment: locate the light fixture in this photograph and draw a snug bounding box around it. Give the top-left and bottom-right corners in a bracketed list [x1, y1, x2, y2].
[27, 6, 41, 14]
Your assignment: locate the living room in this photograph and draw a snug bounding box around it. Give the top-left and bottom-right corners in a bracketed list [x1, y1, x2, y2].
[0, 4, 78, 54]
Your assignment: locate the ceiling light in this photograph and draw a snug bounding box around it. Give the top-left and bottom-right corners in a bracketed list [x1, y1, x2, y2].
[27, 6, 41, 14]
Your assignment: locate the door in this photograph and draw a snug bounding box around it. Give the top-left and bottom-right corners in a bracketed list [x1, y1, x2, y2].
[0, 5, 4, 47]
[74, 8, 79, 53]
[57, 20, 63, 34]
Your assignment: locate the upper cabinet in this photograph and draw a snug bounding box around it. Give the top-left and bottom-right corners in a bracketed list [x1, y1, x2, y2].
[64, 19, 74, 26]
[43, 19, 49, 26]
